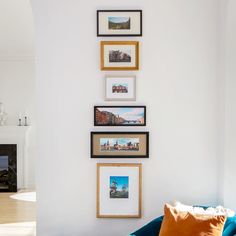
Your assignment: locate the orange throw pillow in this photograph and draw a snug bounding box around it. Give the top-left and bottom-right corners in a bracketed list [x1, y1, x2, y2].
[159, 204, 226, 236]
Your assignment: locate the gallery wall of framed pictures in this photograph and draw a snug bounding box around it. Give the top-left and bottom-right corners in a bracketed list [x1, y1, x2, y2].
[93, 9, 147, 219]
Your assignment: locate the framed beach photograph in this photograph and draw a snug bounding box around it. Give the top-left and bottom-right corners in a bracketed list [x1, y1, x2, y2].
[94, 106, 146, 126]
[97, 10, 142, 37]
[97, 163, 142, 218]
[100, 41, 139, 71]
[105, 76, 136, 101]
[91, 132, 149, 158]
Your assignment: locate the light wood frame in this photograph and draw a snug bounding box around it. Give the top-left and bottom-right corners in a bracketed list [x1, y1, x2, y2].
[97, 163, 142, 218]
[105, 75, 136, 101]
[100, 41, 139, 71]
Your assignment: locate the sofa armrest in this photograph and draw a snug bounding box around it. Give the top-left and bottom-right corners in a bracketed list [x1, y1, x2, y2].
[223, 219, 236, 236]
[130, 216, 164, 236]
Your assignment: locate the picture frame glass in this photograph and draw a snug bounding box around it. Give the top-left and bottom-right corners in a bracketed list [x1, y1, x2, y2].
[97, 164, 141, 218]
[105, 76, 136, 101]
[97, 10, 142, 36]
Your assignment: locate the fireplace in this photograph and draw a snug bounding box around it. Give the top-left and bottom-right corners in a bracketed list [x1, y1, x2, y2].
[0, 145, 17, 192]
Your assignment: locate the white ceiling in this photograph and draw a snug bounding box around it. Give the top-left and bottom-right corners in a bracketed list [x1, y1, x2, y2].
[0, 0, 34, 60]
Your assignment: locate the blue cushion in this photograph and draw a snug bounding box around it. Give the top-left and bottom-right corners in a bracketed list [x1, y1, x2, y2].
[130, 215, 236, 236]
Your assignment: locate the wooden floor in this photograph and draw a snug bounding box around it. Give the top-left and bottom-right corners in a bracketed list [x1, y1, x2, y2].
[0, 190, 36, 236]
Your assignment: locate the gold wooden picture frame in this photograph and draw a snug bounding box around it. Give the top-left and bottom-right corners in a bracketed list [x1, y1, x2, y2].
[100, 41, 139, 71]
[97, 163, 142, 218]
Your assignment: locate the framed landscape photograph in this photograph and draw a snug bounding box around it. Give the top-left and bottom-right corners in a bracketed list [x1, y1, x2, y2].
[91, 132, 149, 158]
[97, 10, 142, 37]
[100, 41, 139, 71]
[97, 163, 142, 218]
[94, 106, 146, 126]
[105, 76, 136, 101]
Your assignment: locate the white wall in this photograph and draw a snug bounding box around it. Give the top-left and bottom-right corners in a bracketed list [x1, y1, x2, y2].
[0, 0, 34, 60]
[32, 0, 222, 235]
[0, 61, 36, 188]
[0, 61, 35, 125]
[217, 0, 227, 205]
[223, 0, 236, 209]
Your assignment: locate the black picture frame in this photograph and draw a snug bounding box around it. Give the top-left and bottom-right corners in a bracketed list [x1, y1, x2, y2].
[91, 132, 149, 158]
[97, 10, 142, 37]
[94, 106, 146, 126]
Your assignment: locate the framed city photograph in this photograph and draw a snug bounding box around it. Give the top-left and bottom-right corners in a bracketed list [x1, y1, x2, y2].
[91, 132, 149, 158]
[94, 106, 146, 126]
[100, 41, 139, 71]
[97, 10, 142, 37]
[97, 163, 142, 218]
[105, 76, 136, 101]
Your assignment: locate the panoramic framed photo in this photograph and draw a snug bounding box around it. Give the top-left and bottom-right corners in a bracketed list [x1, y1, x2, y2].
[97, 10, 142, 37]
[97, 163, 142, 218]
[94, 106, 146, 126]
[100, 41, 139, 71]
[91, 132, 149, 158]
[105, 76, 136, 101]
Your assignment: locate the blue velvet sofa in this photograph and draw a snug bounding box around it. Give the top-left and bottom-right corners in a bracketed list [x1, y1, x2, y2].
[130, 214, 236, 236]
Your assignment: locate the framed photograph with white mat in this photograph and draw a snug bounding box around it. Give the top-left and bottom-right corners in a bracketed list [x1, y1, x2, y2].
[97, 10, 142, 37]
[97, 163, 142, 218]
[105, 76, 136, 101]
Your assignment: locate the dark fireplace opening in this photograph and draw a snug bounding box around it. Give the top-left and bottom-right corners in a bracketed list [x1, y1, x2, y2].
[0, 145, 17, 192]
[0, 156, 9, 190]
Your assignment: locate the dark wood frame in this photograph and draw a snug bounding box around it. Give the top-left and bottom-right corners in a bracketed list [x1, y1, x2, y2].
[91, 131, 149, 158]
[94, 106, 146, 126]
[0, 144, 17, 192]
[97, 10, 142, 37]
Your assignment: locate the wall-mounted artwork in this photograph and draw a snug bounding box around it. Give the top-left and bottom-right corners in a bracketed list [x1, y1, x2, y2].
[105, 76, 136, 101]
[101, 41, 139, 71]
[91, 132, 149, 158]
[97, 10, 142, 37]
[94, 106, 146, 126]
[97, 163, 142, 218]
